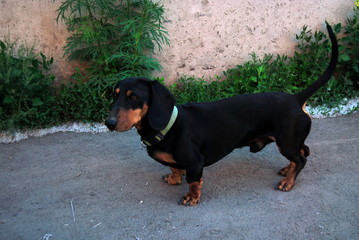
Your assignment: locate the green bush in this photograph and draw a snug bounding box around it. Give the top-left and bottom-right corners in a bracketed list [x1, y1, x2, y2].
[339, 6, 359, 90]
[0, 39, 57, 130]
[56, 71, 112, 123]
[56, 0, 169, 77]
[54, 0, 169, 122]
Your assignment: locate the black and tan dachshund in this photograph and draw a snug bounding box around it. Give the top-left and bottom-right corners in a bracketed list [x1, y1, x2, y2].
[105, 23, 338, 206]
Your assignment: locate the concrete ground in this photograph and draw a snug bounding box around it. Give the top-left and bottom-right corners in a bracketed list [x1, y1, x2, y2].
[0, 112, 358, 240]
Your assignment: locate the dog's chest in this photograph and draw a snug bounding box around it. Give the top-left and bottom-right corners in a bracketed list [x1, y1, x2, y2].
[150, 150, 177, 165]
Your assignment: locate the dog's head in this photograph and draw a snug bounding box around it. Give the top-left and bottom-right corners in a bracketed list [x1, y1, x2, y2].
[105, 77, 176, 132]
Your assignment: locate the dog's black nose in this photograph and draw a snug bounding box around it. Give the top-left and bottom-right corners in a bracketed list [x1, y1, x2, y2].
[105, 118, 117, 131]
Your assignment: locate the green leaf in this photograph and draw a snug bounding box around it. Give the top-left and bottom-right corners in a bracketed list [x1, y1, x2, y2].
[339, 54, 351, 62]
[0, 40, 5, 50]
[32, 98, 43, 106]
[4, 95, 14, 104]
[334, 23, 342, 33]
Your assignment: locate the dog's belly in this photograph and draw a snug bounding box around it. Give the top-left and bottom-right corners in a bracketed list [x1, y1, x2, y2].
[200, 125, 274, 167]
[200, 133, 251, 167]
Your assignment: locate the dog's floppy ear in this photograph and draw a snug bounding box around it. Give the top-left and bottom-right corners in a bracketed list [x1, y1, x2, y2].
[146, 80, 176, 131]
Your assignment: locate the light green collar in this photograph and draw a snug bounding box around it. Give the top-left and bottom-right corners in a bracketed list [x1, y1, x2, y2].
[160, 106, 178, 136]
[142, 106, 178, 146]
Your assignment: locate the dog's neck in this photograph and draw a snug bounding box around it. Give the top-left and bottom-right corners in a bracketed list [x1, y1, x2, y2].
[138, 106, 178, 147]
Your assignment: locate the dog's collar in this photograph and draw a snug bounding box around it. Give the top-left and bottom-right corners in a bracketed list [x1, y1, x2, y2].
[141, 106, 178, 147]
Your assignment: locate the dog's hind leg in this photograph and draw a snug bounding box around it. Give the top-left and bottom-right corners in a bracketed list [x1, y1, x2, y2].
[278, 144, 310, 177]
[276, 153, 307, 191]
[163, 167, 185, 185]
[275, 114, 311, 191]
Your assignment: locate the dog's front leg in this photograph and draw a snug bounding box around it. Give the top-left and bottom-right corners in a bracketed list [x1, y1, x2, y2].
[179, 178, 203, 206]
[179, 163, 204, 206]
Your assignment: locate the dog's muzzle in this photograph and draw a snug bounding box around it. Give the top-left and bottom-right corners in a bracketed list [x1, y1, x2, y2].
[105, 118, 117, 131]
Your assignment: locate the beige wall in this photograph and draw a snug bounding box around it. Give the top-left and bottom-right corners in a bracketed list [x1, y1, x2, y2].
[0, 0, 80, 86]
[0, 0, 356, 84]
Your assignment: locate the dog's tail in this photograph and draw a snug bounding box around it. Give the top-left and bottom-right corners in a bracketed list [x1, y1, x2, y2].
[295, 22, 338, 105]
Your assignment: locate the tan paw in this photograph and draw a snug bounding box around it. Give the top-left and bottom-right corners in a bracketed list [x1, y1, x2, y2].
[162, 173, 182, 185]
[178, 179, 203, 206]
[276, 178, 295, 192]
[179, 194, 200, 206]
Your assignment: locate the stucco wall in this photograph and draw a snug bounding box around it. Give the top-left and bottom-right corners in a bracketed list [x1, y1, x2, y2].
[0, 0, 80, 86]
[0, 0, 356, 84]
[154, 0, 355, 83]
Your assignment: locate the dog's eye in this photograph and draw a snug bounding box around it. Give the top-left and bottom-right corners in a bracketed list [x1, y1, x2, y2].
[130, 95, 137, 101]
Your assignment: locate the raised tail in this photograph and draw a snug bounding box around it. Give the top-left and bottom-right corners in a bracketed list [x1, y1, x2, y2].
[295, 22, 338, 105]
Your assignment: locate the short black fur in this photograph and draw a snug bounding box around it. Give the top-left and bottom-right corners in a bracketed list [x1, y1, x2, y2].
[105, 23, 338, 205]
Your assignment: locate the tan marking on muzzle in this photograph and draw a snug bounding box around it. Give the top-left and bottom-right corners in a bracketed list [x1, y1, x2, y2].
[115, 104, 149, 131]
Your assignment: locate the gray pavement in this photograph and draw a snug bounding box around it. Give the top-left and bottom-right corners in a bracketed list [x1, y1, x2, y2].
[1, 112, 359, 240]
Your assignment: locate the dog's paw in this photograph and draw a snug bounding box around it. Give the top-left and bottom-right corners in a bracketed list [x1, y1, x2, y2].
[276, 178, 295, 192]
[178, 194, 200, 206]
[178, 180, 203, 206]
[162, 174, 182, 185]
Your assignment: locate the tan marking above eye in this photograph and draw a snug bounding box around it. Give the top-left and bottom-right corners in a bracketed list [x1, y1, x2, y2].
[126, 90, 137, 100]
[126, 90, 133, 97]
[115, 88, 120, 94]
